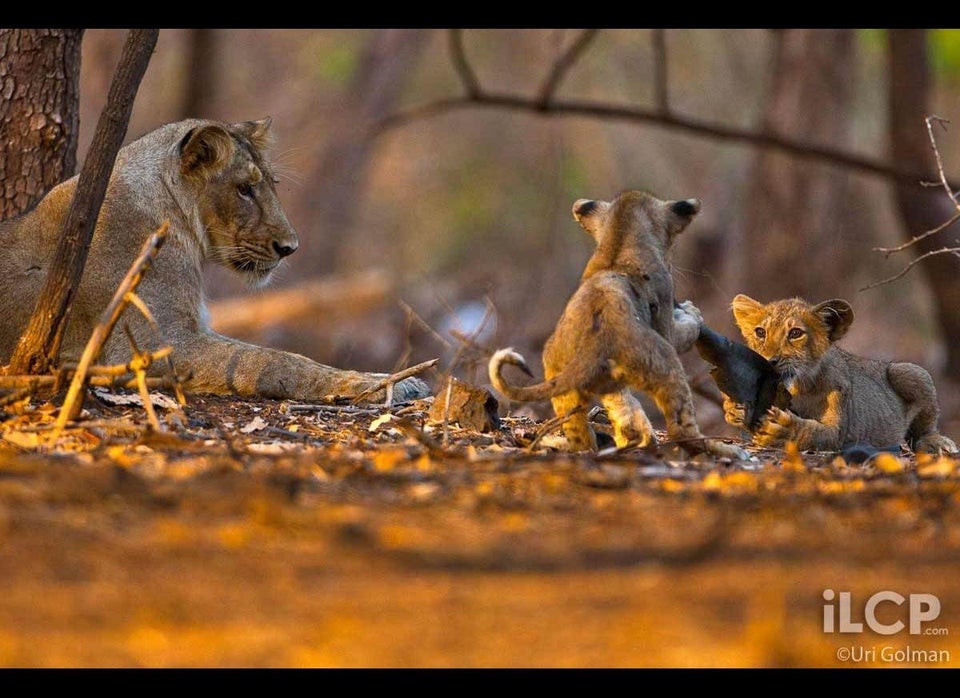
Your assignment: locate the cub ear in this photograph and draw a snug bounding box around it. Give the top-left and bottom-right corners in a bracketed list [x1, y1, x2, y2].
[234, 117, 274, 150]
[813, 299, 854, 342]
[572, 198, 611, 241]
[179, 124, 235, 178]
[730, 294, 764, 335]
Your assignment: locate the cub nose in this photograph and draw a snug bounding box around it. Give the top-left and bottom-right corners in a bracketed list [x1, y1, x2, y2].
[572, 199, 597, 219]
[671, 199, 701, 217]
[768, 355, 781, 367]
[272, 239, 299, 258]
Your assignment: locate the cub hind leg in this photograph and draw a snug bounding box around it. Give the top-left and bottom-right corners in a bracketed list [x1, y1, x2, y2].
[551, 390, 597, 452]
[625, 329, 748, 460]
[600, 389, 657, 448]
[888, 362, 958, 454]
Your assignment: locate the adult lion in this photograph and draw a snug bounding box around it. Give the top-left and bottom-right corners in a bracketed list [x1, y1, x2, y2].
[0, 117, 431, 403]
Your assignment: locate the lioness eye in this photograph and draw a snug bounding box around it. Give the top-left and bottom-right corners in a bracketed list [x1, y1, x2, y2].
[754, 327, 766, 340]
[238, 182, 254, 199]
[788, 328, 805, 340]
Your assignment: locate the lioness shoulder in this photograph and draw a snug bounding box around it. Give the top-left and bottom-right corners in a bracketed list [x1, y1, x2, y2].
[0, 118, 430, 403]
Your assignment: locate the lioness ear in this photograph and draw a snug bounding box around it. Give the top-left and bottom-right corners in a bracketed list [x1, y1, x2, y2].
[813, 299, 854, 342]
[234, 117, 274, 150]
[179, 124, 235, 178]
[731, 294, 764, 336]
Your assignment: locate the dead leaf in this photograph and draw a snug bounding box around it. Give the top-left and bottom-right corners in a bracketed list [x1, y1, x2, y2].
[240, 416, 269, 434]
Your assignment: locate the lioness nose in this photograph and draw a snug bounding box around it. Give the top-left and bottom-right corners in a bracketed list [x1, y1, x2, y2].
[273, 240, 298, 258]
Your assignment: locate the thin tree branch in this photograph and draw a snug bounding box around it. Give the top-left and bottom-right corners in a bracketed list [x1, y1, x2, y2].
[652, 29, 669, 114]
[449, 29, 481, 98]
[926, 115, 959, 207]
[860, 246, 960, 291]
[377, 93, 949, 189]
[536, 29, 599, 107]
[864, 114, 960, 288]
[873, 211, 960, 256]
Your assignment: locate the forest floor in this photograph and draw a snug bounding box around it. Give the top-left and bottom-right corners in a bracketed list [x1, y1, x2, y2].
[1, 388, 959, 668]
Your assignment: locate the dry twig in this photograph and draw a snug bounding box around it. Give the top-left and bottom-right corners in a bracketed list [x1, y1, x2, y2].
[55, 221, 170, 433]
[862, 115, 960, 291]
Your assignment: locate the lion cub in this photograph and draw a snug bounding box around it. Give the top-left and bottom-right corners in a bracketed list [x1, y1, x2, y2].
[724, 294, 958, 454]
[489, 190, 747, 460]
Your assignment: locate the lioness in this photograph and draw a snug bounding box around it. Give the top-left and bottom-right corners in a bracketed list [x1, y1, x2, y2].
[489, 190, 747, 460]
[0, 118, 430, 403]
[724, 294, 958, 454]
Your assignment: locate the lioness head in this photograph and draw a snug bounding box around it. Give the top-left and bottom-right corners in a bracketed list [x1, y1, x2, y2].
[178, 117, 298, 287]
[731, 294, 854, 389]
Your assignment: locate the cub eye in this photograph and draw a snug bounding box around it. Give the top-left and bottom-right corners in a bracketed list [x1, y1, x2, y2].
[788, 328, 805, 340]
[237, 182, 254, 199]
[754, 327, 766, 340]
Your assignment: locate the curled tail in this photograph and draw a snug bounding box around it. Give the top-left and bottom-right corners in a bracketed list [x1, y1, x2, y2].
[488, 347, 583, 402]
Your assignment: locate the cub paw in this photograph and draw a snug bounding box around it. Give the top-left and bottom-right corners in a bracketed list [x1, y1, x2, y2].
[914, 433, 959, 455]
[722, 397, 747, 430]
[752, 406, 797, 448]
[705, 438, 750, 461]
[674, 299, 703, 326]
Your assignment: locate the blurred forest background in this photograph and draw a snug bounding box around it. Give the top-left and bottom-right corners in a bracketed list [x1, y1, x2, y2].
[64, 29, 960, 435]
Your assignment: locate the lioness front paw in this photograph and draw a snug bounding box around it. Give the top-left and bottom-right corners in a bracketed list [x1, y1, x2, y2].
[393, 376, 433, 402]
[752, 406, 798, 448]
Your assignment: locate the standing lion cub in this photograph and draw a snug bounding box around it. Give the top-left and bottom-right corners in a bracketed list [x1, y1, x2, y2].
[489, 190, 747, 460]
[0, 118, 429, 403]
[723, 294, 957, 454]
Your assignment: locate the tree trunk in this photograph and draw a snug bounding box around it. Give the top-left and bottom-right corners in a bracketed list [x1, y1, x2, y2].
[736, 29, 862, 300]
[888, 30, 960, 379]
[0, 28, 83, 220]
[7, 29, 159, 376]
[180, 28, 218, 118]
[302, 28, 431, 276]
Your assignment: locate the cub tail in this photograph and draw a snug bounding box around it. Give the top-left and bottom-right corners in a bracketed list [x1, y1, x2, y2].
[488, 348, 582, 402]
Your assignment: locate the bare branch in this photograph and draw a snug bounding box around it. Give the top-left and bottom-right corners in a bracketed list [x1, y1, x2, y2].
[873, 210, 960, 256]
[864, 114, 960, 287]
[536, 29, 599, 106]
[377, 92, 944, 188]
[652, 29, 669, 114]
[449, 29, 481, 98]
[926, 115, 959, 207]
[860, 246, 960, 291]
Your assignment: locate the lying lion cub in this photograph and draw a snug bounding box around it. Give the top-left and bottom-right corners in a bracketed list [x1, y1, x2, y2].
[489, 190, 747, 460]
[0, 118, 429, 403]
[724, 294, 958, 454]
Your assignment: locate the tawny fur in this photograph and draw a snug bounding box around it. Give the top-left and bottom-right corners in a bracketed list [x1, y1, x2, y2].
[724, 294, 957, 454]
[489, 190, 747, 460]
[0, 118, 429, 403]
